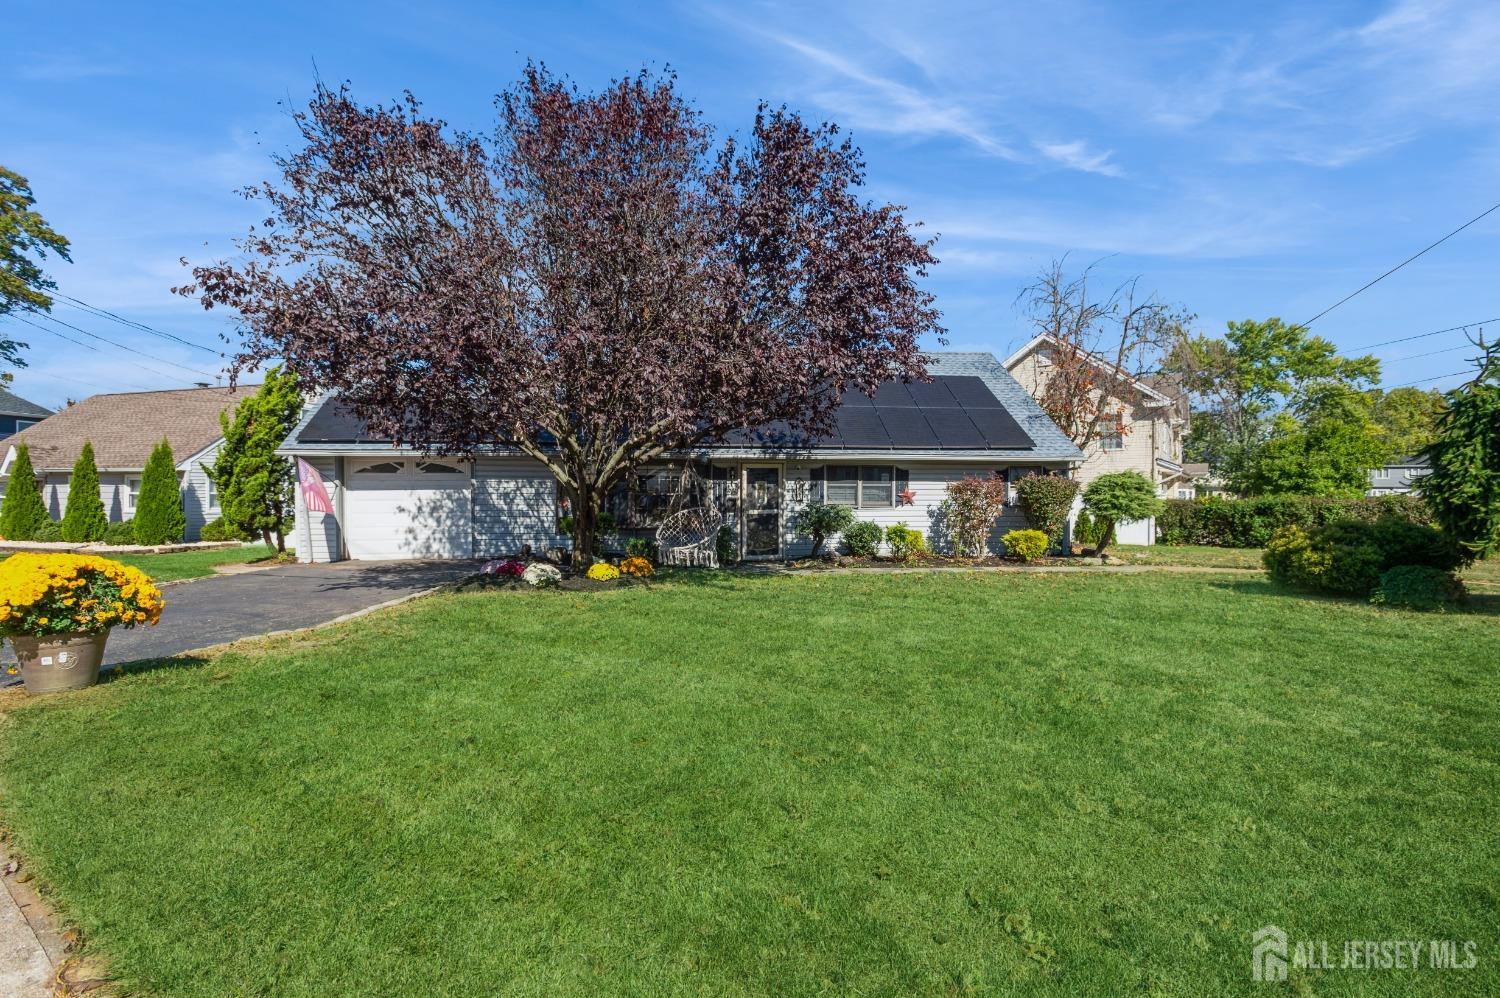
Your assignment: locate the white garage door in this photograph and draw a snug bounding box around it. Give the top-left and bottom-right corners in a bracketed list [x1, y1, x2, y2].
[473, 458, 558, 557]
[344, 458, 473, 560]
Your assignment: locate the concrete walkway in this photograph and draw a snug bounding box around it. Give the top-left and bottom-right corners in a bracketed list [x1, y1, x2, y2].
[3, 559, 477, 682]
[1, 855, 55, 998]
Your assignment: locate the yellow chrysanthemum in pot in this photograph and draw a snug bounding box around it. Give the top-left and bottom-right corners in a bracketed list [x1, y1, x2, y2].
[0, 553, 163, 694]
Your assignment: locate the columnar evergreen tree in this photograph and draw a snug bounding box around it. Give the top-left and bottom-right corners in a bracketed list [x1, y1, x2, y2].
[1419, 343, 1500, 563]
[0, 442, 49, 540]
[210, 367, 301, 552]
[133, 439, 186, 544]
[60, 440, 108, 542]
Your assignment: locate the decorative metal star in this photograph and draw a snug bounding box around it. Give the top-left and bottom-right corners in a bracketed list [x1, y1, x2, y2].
[897, 486, 916, 506]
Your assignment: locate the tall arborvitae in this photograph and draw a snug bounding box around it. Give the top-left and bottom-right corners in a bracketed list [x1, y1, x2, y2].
[132, 439, 186, 544]
[61, 440, 108, 542]
[0, 442, 49, 540]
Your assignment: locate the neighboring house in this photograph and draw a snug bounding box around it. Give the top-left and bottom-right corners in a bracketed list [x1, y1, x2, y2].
[1368, 455, 1431, 496]
[277, 352, 1084, 562]
[0, 386, 257, 540]
[1004, 334, 1192, 543]
[1181, 462, 1230, 499]
[0, 386, 52, 438]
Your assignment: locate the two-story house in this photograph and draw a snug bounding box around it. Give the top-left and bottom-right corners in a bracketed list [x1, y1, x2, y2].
[1004, 334, 1192, 543]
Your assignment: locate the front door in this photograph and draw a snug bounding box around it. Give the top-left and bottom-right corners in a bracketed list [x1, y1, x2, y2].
[742, 465, 781, 558]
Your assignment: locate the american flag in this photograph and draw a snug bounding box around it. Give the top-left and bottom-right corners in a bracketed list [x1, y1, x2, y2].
[297, 458, 334, 515]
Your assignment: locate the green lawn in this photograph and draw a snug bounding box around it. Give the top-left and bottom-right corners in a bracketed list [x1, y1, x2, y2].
[1111, 544, 1264, 569]
[1, 572, 1496, 995]
[107, 543, 278, 582]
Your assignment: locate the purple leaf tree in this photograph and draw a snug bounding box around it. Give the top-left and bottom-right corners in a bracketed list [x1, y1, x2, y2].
[178, 66, 943, 563]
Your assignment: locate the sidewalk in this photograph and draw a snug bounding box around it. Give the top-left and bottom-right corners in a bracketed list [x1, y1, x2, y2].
[1, 850, 56, 998]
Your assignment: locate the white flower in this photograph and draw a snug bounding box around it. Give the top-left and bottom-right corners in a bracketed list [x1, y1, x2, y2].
[522, 562, 562, 587]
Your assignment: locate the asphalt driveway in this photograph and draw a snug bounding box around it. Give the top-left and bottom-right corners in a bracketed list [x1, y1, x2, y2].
[3, 560, 477, 681]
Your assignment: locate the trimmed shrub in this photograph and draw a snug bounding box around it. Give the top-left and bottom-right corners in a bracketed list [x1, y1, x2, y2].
[943, 474, 1008, 557]
[1, 443, 49, 541]
[792, 500, 855, 558]
[842, 520, 882, 557]
[200, 517, 251, 542]
[624, 536, 654, 559]
[103, 519, 136, 544]
[1263, 519, 1460, 597]
[1370, 565, 1466, 611]
[33, 519, 63, 542]
[1157, 494, 1431, 548]
[715, 524, 737, 565]
[884, 522, 926, 561]
[1013, 474, 1080, 548]
[1073, 508, 1102, 548]
[134, 439, 186, 544]
[1001, 528, 1050, 563]
[1082, 471, 1164, 555]
[61, 441, 108, 542]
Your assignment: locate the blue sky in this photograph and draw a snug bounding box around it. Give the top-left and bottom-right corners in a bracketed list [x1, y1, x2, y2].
[4, 0, 1498, 409]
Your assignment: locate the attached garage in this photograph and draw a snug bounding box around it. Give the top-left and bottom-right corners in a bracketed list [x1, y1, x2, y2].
[473, 458, 559, 558]
[343, 458, 474, 560]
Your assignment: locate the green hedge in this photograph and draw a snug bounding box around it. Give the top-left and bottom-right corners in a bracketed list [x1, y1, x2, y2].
[1157, 495, 1430, 548]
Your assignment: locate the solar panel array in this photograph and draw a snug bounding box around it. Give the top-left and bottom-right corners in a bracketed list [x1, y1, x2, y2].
[727, 375, 1035, 451]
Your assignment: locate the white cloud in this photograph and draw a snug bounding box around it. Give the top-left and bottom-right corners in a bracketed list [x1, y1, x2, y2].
[1033, 140, 1122, 177]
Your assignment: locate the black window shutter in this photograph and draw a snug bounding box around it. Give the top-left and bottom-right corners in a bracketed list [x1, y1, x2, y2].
[894, 467, 908, 507]
[810, 465, 825, 502]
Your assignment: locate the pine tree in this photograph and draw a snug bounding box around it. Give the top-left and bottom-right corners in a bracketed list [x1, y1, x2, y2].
[133, 439, 186, 544]
[210, 367, 301, 553]
[60, 440, 108, 542]
[1, 442, 49, 540]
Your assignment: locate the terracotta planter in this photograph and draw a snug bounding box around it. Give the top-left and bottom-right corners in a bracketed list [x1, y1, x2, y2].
[9, 631, 109, 694]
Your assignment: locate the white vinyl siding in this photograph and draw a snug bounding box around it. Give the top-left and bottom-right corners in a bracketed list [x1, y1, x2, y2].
[295, 456, 340, 563]
[179, 442, 221, 541]
[472, 457, 559, 557]
[793, 461, 1032, 557]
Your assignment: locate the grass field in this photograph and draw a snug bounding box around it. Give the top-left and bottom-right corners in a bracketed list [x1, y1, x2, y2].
[107, 543, 278, 582]
[1110, 544, 1263, 569]
[1, 571, 1496, 995]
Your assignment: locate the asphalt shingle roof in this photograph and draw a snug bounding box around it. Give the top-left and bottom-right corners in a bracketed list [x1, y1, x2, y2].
[0, 386, 53, 420]
[5, 385, 257, 471]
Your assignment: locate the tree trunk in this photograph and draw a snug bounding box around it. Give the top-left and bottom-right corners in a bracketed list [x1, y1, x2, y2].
[1095, 519, 1117, 557]
[571, 488, 598, 569]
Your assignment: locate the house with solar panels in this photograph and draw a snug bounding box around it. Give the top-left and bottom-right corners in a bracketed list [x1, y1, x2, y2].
[277, 352, 1083, 562]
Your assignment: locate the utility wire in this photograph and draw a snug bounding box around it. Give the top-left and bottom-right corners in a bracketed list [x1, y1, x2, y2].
[8, 316, 205, 386]
[1301, 203, 1500, 328]
[1386, 369, 1470, 388]
[55, 293, 224, 356]
[1355, 317, 1499, 351]
[22, 312, 219, 380]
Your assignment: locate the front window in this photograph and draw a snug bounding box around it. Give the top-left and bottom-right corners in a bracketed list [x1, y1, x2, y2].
[826, 466, 895, 508]
[203, 465, 219, 511]
[126, 477, 141, 512]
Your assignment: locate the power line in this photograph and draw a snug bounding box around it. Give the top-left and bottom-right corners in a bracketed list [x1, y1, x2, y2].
[1355, 317, 1498, 351]
[1301, 203, 1500, 328]
[8, 316, 207, 386]
[1390, 341, 1476, 362]
[55, 293, 224, 357]
[1386, 369, 1470, 388]
[23, 312, 219, 380]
